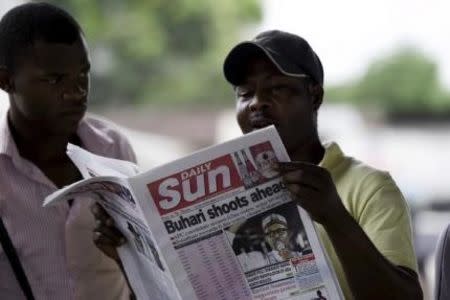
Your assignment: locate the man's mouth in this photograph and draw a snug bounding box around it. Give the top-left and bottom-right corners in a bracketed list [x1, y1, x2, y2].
[61, 105, 87, 117]
[249, 117, 276, 129]
[60, 110, 86, 123]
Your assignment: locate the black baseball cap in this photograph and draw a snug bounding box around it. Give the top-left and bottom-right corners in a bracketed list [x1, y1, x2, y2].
[223, 30, 324, 86]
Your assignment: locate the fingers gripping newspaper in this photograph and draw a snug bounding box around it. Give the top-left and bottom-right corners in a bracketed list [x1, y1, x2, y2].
[44, 126, 343, 300]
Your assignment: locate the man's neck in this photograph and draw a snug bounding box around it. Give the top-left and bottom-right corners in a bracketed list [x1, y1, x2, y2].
[289, 136, 325, 164]
[7, 112, 73, 164]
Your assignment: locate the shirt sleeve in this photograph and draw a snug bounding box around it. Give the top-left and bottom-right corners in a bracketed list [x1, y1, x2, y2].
[357, 174, 418, 273]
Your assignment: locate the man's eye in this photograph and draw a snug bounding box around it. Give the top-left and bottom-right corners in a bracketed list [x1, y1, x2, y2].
[237, 90, 253, 99]
[79, 71, 89, 78]
[270, 85, 290, 94]
[42, 76, 61, 85]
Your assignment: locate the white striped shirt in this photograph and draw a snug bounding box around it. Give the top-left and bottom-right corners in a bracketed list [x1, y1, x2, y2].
[0, 110, 136, 300]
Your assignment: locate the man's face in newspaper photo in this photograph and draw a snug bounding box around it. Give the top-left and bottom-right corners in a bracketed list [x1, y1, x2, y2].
[235, 56, 320, 153]
[263, 215, 294, 260]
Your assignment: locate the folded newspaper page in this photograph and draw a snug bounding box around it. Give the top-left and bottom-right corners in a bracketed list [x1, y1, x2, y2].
[45, 126, 343, 300]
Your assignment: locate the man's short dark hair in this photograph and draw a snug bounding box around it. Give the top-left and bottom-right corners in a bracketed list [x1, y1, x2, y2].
[0, 2, 83, 71]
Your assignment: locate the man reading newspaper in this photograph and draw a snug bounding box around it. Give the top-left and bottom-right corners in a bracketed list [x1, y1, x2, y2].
[93, 30, 422, 299]
[222, 30, 422, 299]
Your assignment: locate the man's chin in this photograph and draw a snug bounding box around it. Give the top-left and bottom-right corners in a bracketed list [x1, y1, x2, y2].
[49, 118, 82, 137]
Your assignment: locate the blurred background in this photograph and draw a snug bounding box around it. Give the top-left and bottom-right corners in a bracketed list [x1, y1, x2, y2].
[1, 0, 449, 298]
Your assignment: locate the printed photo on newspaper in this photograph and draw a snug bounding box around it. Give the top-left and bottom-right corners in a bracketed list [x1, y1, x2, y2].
[44, 126, 343, 300]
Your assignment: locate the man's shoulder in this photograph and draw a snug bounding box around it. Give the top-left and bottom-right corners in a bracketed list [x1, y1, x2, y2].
[79, 114, 137, 163]
[83, 114, 125, 138]
[327, 144, 401, 214]
[323, 142, 392, 190]
[337, 155, 393, 189]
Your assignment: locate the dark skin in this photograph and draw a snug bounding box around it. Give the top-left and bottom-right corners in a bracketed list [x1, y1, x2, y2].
[91, 203, 125, 261]
[235, 57, 422, 300]
[0, 37, 91, 188]
[92, 56, 423, 299]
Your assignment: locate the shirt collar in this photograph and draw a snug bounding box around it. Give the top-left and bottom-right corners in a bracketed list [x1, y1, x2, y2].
[0, 111, 115, 158]
[0, 109, 19, 158]
[319, 141, 344, 172]
[0, 109, 53, 186]
[0, 111, 112, 188]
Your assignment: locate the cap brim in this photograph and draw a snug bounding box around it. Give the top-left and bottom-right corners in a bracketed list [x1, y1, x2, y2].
[223, 42, 309, 85]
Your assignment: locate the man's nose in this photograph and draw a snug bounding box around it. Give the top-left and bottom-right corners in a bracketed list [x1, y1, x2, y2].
[249, 90, 271, 111]
[62, 82, 87, 102]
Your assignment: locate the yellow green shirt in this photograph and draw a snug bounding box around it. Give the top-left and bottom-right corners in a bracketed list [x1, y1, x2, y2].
[317, 142, 418, 299]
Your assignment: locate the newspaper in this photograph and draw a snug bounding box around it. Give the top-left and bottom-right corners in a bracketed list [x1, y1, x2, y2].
[44, 126, 343, 300]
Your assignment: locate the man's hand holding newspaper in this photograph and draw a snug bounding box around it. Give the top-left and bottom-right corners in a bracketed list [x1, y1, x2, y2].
[92, 203, 126, 262]
[276, 162, 347, 226]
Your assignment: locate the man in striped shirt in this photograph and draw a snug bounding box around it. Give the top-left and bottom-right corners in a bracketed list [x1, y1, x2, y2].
[0, 3, 135, 299]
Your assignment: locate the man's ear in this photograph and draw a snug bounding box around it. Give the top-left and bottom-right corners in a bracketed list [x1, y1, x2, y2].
[0, 66, 13, 94]
[309, 83, 323, 111]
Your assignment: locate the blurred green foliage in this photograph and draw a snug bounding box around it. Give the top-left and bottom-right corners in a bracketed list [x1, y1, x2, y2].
[34, 2, 450, 113]
[38, 0, 261, 107]
[326, 47, 450, 113]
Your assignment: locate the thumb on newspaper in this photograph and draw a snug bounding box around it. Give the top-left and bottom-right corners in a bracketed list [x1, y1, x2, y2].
[91, 203, 126, 262]
[276, 161, 347, 226]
